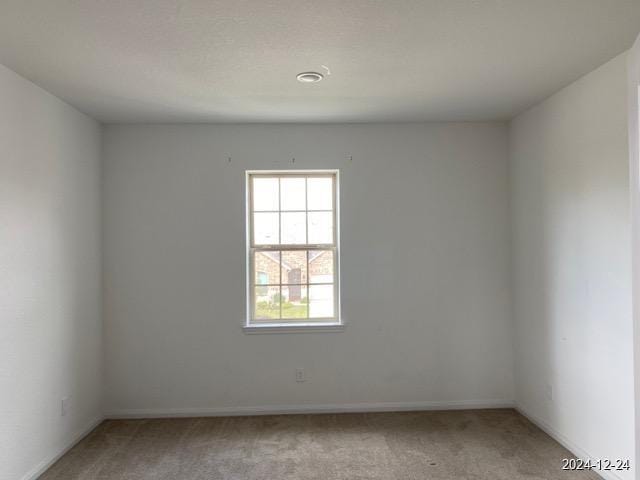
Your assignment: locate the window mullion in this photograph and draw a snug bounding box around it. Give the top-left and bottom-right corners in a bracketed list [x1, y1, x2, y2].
[254, 244, 333, 251]
[306, 249, 310, 319]
[279, 249, 283, 320]
[278, 177, 282, 320]
[305, 177, 309, 245]
[305, 177, 310, 320]
[277, 177, 282, 245]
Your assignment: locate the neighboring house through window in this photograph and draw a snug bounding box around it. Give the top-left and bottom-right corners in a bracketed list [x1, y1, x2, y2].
[246, 171, 341, 330]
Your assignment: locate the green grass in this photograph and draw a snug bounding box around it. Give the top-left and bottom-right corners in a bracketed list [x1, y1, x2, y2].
[256, 302, 307, 319]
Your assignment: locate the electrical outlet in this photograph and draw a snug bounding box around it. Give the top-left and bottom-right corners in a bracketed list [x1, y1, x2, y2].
[61, 397, 70, 417]
[545, 384, 553, 401]
[295, 368, 305, 383]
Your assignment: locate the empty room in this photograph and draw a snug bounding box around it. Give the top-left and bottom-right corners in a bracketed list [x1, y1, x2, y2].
[2, 1, 640, 479]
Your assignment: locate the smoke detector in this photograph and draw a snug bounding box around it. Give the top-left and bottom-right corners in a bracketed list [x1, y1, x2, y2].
[296, 72, 324, 83]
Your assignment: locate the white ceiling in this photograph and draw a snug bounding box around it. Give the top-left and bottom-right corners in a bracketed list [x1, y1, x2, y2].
[1, 0, 639, 123]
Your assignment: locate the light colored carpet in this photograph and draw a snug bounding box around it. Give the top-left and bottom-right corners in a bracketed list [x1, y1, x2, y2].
[39, 409, 600, 479]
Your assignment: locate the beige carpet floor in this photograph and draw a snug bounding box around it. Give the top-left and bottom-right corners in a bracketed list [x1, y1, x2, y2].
[39, 409, 600, 480]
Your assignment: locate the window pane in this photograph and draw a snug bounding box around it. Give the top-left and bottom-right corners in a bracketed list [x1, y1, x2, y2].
[254, 286, 281, 319]
[282, 286, 308, 319]
[281, 212, 306, 244]
[307, 177, 333, 210]
[309, 285, 334, 318]
[253, 177, 279, 211]
[254, 212, 279, 245]
[308, 212, 333, 244]
[281, 250, 307, 285]
[280, 177, 306, 211]
[309, 250, 333, 284]
[254, 251, 280, 286]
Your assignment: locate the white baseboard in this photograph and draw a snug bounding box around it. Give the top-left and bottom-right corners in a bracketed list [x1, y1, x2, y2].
[20, 416, 104, 480]
[105, 399, 515, 419]
[515, 405, 624, 480]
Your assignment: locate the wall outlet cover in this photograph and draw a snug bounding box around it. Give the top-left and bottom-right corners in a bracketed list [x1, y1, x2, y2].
[61, 397, 70, 416]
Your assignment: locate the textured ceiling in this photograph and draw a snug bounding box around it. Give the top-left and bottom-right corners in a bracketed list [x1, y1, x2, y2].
[1, 0, 639, 123]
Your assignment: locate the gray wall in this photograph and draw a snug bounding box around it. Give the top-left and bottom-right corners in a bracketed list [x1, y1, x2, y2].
[509, 53, 634, 478]
[0, 64, 102, 480]
[102, 122, 514, 414]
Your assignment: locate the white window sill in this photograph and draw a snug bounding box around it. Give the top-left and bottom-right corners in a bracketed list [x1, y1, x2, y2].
[243, 322, 345, 334]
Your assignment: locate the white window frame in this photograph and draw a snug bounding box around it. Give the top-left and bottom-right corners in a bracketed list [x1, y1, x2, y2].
[244, 170, 343, 333]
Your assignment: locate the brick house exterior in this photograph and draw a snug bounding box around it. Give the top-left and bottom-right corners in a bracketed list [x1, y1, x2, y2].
[255, 250, 333, 302]
[309, 251, 333, 283]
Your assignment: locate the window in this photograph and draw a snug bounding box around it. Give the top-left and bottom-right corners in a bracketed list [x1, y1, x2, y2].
[246, 171, 341, 330]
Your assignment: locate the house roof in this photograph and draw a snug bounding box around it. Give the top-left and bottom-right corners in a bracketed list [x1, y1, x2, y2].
[258, 250, 327, 271]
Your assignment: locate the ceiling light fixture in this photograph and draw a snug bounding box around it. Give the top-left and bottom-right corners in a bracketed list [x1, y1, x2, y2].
[297, 72, 324, 83]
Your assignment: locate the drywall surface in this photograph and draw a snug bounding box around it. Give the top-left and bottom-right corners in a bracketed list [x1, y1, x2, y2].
[0, 64, 102, 480]
[509, 53, 634, 478]
[103, 122, 513, 414]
